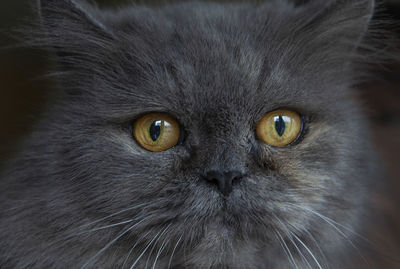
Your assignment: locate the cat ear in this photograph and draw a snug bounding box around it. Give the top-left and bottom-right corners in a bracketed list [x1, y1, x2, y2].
[276, 0, 376, 79]
[298, 0, 375, 49]
[36, 0, 114, 68]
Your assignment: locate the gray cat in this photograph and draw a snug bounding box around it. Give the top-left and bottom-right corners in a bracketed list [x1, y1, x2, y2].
[0, 0, 384, 268]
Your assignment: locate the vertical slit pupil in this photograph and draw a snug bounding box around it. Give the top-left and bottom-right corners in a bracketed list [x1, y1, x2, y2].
[149, 120, 162, 141]
[274, 116, 285, 137]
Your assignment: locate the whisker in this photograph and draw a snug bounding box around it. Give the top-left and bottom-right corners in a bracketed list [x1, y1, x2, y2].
[130, 223, 171, 269]
[78, 203, 148, 230]
[304, 229, 330, 269]
[167, 233, 183, 269]
[131, 227, 164, 269]
[152, 236, 169, 269]
[145, 225, 168, 269]
[288, 231, 312, 269]
[289, 203, 370, 244]
[286, 187, 322, 192]
[292, 233, 323, 269]
[275, 230, 298, 269]
[75, 219, 135, 235]
[183, 235, 188, 269]
[273, 213, 311, 269]
[122, 229, 154, 269]
[293, 204, 400, 265]
[288, 204, 369, 266]
[80, 216, 149, 269]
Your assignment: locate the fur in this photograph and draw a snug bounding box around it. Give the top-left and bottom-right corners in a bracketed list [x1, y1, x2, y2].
[0, 0, 384, 268]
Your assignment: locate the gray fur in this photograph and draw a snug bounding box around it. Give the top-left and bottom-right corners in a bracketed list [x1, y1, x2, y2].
[0, 0, 381, 268]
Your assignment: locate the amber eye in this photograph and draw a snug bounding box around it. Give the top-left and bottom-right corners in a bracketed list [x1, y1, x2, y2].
[133, 113, 180, 152]
[256, 110, 302, 147]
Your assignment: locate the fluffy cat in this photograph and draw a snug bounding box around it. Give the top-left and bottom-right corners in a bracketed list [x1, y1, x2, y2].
[0, 0, 384, 268]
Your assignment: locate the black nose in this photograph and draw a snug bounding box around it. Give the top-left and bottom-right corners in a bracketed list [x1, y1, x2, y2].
[204, 170, 244, 196]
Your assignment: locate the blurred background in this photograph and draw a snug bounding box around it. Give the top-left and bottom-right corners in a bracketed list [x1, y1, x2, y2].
[0, 0, 399, 268]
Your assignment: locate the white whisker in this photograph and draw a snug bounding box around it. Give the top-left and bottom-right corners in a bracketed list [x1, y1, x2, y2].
[273, 213, 311, 269]
[152, 236, 169, 269]
[286, 187, 321, 192]
[145, 225, 168, 269]
[78, 203, 147, 230]
[122, 229, 154, 269]
[80, 216, 149, 269]
[288, 231, 312, 269]
[304, 229, 330, 269]
[290, 203, 370, 244]
[275, 230, 298, 269]
[289, 204, 369, 265]
[167, 233, 183, 269]
[130, 223, 171, 269]
[76, 219, 135, 235]
[292, 233, 323, 269]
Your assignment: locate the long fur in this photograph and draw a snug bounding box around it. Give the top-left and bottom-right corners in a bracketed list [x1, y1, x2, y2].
[0, 0, 393, 268]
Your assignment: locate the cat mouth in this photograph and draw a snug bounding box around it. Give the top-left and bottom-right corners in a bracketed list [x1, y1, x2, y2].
[206, 211, 244, 231]
[206, 217, 236, 239]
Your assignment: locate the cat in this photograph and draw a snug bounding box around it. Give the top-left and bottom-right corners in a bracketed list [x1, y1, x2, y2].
[0, 0, 385, 268]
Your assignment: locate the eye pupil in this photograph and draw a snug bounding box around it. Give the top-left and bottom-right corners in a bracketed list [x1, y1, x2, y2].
[149, 120, 162, 141]
[274, 116, 286, 137]
[256, 110, 301, 147]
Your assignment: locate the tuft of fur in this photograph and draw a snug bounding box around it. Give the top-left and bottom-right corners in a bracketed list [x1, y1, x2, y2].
[0, 0, 391, 268]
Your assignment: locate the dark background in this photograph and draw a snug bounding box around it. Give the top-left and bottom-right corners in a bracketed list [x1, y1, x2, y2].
[0, 0, 399, 268]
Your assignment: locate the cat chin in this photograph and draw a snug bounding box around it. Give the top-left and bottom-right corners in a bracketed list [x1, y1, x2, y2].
[179, 221, 291, 269]
[183, 231, 262, 269]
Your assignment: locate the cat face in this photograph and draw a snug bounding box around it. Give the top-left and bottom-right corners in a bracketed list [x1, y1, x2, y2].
[31, 0, 376, 267]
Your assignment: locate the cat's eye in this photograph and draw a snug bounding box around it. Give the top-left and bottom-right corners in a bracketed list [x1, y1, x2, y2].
[133, 113, 180, 152]
[256, 110, 302, 147]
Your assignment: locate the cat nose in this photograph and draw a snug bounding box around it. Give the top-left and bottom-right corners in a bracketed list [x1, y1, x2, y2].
[204, 170, 244, 196]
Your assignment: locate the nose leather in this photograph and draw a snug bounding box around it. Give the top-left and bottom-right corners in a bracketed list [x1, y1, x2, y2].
[204, 170, 244, 196]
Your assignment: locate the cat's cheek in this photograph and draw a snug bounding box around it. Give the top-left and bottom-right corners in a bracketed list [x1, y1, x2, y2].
[251, 144, 280, 171]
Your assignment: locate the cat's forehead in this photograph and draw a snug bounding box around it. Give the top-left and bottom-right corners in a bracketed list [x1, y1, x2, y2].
[102, 2, 351, 122]
[124, 35, 322, 119]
